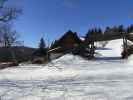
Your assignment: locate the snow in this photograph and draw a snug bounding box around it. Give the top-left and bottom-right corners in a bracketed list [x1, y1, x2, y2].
[97, 39, 133, 58]
[0, 39, 133, 100]
[127, 55, 133, 65]
[79, 37, 85, 41]
[96, 39, 123, 57]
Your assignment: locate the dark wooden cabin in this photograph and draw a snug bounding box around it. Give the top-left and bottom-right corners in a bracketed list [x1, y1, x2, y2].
[50, 30, 82, 53]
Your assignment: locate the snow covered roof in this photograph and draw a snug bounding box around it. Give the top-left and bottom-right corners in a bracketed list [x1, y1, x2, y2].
[79, 37, 85, 41]
[129, 32, 133, 35]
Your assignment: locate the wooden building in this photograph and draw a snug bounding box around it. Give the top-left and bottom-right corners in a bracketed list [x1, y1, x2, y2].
[50, 30, 82, 53]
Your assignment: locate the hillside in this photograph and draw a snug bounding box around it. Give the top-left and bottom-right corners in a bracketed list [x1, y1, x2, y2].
[0, 46, 36, 62]
[96, 39, 123, 57]
[97, 39, 133, 59]
[0, 53, 132, 100]
[0, 39, 132, 99]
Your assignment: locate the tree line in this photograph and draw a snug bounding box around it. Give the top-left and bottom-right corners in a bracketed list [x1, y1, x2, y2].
[47, 25, 133, 60]
[51, 24, 133, 49]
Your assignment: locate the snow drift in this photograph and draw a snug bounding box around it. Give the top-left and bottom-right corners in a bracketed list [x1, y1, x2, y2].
[0, 39, 133, 100]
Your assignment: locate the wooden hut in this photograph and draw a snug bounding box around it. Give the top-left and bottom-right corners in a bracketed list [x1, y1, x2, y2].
[50, 30, 82, 53]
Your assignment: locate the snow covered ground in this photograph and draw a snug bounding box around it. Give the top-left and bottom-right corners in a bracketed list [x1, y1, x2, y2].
[96, 39, 123, 57]
[0, 39, 133, 100]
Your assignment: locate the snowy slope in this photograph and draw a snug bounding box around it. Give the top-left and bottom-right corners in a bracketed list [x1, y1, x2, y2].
[96, 39, 123, 57]
[97, 39, 133, 58]
[0, 54, 132, 100]
[0, 39, 133, 100]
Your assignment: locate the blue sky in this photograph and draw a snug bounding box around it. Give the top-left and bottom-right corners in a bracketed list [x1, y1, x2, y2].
[9, 0, 133, 47]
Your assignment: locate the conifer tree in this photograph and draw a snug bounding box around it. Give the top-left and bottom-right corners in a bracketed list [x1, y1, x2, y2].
[118, 25, 125, 33]
[98, 28, 103, 35]
[39, 37, 47, 56]
[50, 40, 59, 49]
[127, 24, 133, 33]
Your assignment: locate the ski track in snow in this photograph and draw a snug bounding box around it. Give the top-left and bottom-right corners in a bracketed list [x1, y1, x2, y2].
[0, 39, 133, 100]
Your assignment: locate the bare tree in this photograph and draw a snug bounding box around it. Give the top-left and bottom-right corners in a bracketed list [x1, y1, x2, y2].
[0, 0, 21, 22]
[0, 23, 19, 47]
[0, 0, 21, 47]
